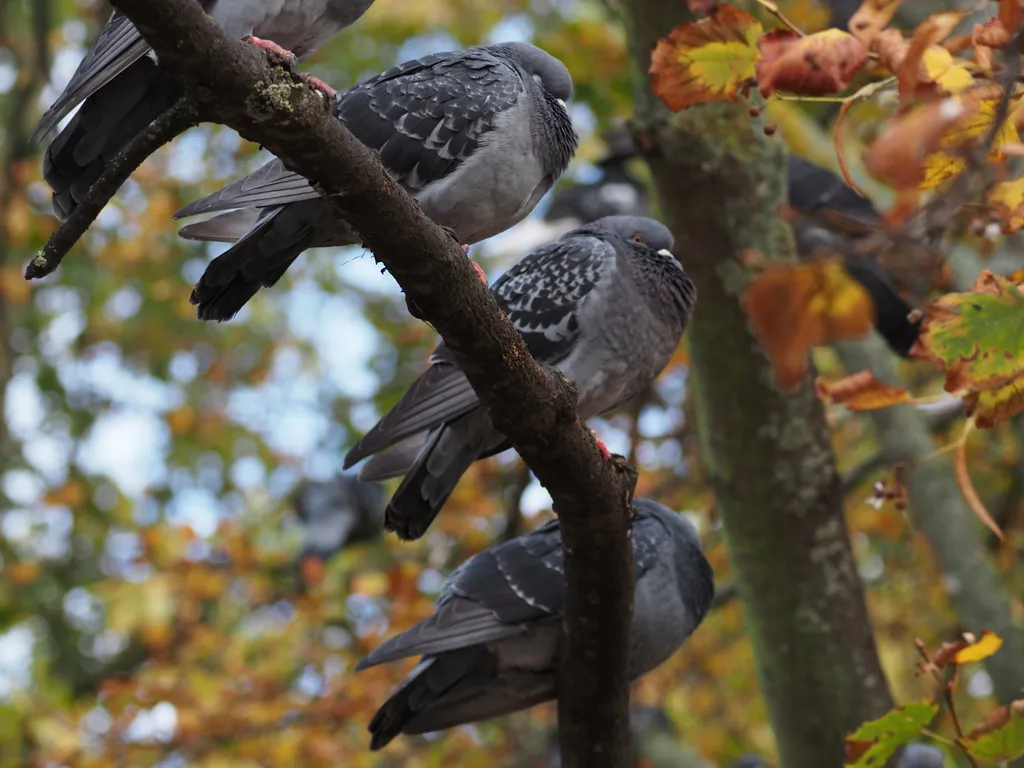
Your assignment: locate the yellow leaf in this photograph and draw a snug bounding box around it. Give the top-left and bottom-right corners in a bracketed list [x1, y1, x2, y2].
[921, 47, 974, 95]
[650, 4, 763, 110]
[965, 380, 1024, 429]
[955, 629, 1004, 663]
[988, 178, 1024, 233]
[921, 96, 1024, 189]
[848, 0, 903, 46]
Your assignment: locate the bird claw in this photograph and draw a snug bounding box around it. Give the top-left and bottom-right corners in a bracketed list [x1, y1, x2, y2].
[300, 74, 337, 99]
[590, 430, 611, 461]
[243, 35, 298, 66]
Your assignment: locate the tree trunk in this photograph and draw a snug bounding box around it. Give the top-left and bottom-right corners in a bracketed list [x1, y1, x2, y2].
[619, 2, 896, 765]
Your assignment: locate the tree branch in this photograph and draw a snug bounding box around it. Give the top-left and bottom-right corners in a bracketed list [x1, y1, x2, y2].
[99, 2, 638, 764]
[26, 97, 199, 279]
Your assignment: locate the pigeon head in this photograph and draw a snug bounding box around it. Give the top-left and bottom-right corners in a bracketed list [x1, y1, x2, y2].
[634, 498, 715, 627]
[589, 215, 674, 253]
[496, 42, 574, 102]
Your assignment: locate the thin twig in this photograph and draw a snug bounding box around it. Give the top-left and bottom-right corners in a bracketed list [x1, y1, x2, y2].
[25, 96, 199, 280]
[913, 639, 982, 768]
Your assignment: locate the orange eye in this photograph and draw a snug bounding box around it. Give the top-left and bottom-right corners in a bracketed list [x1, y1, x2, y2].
[631, 234, 644, 243]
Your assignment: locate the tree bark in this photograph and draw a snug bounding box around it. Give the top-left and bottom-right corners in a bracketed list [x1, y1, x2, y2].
[99, 2, 637, 765]
[619, 1, 896, 765]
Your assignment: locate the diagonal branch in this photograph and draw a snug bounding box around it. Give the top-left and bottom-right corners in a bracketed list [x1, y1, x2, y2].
[26, 97, 199, 279]
[101, 2, 638, 766]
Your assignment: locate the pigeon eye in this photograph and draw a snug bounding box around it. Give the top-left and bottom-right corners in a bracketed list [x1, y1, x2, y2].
[631, 234, 644, 243]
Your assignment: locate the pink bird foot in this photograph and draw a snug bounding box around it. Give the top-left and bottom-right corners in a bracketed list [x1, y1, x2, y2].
[591, 430, 611, 461]
[470, 258, 488, 286]
[300, 74, 337, 98]
[243, 35, 298, 66]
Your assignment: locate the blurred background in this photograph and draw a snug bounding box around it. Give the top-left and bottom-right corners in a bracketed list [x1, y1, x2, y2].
[0, 0, 1022, 766]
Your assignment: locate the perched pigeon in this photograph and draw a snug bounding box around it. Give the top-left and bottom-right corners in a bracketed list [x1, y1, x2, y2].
[544, 127, 648, 225]
[787, 155, 922, 357]
[173, 42, 579, 321]
[897, 743, 947, 768]
[35, 0, 374, 220]
[292, 474, 384, 562]
[343, 215, 696, 541]
[356, 497, 715, 750]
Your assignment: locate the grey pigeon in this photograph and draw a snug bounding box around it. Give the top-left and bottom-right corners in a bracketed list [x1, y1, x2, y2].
[545, 127, 647, 225]
[173, 42, 579, 321]
[355, 497, 715, 750]
[787, 155, 922, 357]
[35, 0, 374, 219]
[292, 474, 384, 562]
[897, 743, 946, 768]
[343, 215, 696, 541]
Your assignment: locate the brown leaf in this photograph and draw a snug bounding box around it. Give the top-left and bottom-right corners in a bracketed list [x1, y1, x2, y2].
[970, 700, 1024, 738]
[816, 370, 912, 410]
[863, 94, 980, 189]
[742, 259, 875, 388]
[757, 28, 869, 97]
[848, 0, 903, 46]
[973, 18, 1011, 71]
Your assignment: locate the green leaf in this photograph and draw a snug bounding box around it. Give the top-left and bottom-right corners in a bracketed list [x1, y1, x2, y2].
[964, 712, 1024, 764]
[845, 702, 939, 767]
[914, 271, 1024, 396]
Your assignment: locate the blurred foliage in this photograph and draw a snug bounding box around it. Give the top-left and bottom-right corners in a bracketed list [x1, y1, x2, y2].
[0, 0, 1021, 766]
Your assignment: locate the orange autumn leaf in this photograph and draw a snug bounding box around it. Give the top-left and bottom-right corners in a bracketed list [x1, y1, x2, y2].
[847, 0, 903, 46]
[864, 94, 980, 189]
[743, 258, 875, 389]
[649, 4, 763, 110]
[815, 370, 911, 411]
[955, 629, 1004, 663]
[757, 28, 868, 97]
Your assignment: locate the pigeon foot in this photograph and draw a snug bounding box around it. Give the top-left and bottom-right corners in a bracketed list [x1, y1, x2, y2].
[590, 430, 611, 461]
[470, 258, 488, 285]
[243, 35, 298, 66]
[300, 74, 337, 98]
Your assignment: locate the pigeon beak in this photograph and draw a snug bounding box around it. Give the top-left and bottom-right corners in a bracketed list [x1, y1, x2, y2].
[557, 98, 567, 112]
[657, 249, 674, 258]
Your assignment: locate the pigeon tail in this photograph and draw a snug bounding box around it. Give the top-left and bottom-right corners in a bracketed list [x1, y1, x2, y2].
[842, 258, 922, 357]
[43, 57, 181, 221]
[384, 409, 499, 541]
[189, 205, 324, 321]
[368, 648, 540, 750]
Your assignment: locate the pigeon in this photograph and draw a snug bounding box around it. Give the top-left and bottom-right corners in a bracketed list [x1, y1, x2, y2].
[896, 743, 947, 768]
[173, 42, 580, 321]
[343, 215, 696, 541]
[35, 0, 375, 220]
[544, 127, 648, 226]
[786, 155, 922, 357]
[292, 474, 384, 562]
[355, 497, 715, 751]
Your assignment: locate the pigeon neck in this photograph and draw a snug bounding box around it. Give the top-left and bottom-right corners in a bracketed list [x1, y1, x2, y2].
[530, 87, 578, 181]
[628, 248, 696, 331]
